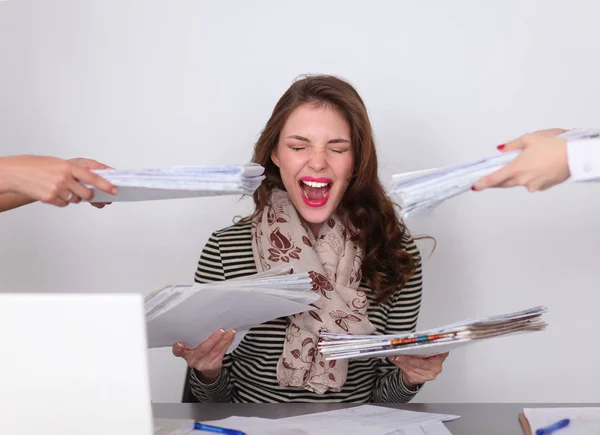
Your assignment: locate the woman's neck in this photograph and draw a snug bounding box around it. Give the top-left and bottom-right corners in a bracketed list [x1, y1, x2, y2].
[307, 222, 322, 239]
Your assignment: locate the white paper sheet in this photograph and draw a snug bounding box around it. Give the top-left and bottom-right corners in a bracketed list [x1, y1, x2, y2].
[153, 418, 195, 435]
[86, 163, 265, 202]
[200, 417, 310, 435]
[146, 288, 316, 349]
[145, 267, 319, 350]
[280, 405, 459, 435]
[201, 409, 456, 435]
[524, 407, 600, 435]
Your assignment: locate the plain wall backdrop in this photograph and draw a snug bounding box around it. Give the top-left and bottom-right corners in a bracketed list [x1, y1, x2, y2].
[1, 0, 599, 403]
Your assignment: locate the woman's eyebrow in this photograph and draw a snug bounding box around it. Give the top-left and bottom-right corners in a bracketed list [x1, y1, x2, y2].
[285, 135, 350, 144]
[327, 138, 350, 144]
[285, 135, 310, 142]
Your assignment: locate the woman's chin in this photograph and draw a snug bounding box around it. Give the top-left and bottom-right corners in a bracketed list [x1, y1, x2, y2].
[287, 190, 339, 232]
[301, 210, 331, 225]
[295, 203, 336, 231]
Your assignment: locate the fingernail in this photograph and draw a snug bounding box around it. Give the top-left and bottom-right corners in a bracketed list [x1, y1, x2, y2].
[471, 186, 477, 191]
[219, 328, 226, 333]
[232, 329, 237, 335]
[497, 144, 505, 150]
[111, 187, 118, 194]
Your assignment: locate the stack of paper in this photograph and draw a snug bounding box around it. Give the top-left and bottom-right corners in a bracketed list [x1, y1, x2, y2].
[389, 150, 520, 219]
[145, 265, 319, 350]
[86, 163, 265, 202]
[318, 306, 547, 360]
[200, 405, 459, 435]
[389, 128, 600, 218]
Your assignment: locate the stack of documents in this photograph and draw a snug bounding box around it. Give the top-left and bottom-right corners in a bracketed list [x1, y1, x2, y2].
[87, 163, 265, 202]
[318, 306, 547, 360]
[389, 128, 600, 218]
[145, 265, 318, 350]
[198, 405, 459, 435]
[389, 150, 520, 219]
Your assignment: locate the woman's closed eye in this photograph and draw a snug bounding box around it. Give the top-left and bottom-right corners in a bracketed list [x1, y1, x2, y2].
[287, 144, 307, 152]
[329, 147, 350, 155]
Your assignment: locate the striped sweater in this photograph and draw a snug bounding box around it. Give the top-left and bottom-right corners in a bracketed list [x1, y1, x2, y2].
[188, 221, 424, 403]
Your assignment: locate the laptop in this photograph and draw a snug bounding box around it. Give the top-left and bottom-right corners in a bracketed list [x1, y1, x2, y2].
[0, 293, 153, 435]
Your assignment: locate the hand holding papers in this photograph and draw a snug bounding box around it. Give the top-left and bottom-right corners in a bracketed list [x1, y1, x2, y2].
[86, 163, 265, 202]
[390, 151, 520, 218]
[389, 129, 599, 218]
[145, 265, 319, 350]
[318, 306, 547, 360]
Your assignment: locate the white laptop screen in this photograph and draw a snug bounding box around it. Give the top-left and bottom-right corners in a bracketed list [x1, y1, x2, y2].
[0, 293, 153, 435]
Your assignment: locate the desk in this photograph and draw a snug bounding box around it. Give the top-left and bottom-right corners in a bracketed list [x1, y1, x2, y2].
[153, 403, 599, 434]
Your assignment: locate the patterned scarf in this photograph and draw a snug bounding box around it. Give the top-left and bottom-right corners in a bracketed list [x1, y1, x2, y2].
[250, 188, 375, 394]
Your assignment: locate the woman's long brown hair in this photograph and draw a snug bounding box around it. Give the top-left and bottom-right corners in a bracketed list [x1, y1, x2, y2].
[242, 75, 418, 304]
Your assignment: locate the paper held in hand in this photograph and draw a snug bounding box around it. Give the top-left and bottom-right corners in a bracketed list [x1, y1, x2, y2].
[389, 128, 600, 218]
[318, 306, 547, 360]
[86, 163, 265, 202]
[145, 264, 319, 351]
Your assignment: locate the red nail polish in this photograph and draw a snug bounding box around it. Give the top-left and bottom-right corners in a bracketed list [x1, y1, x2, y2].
[471, 186, 477, 191]
[497, 144, 505, 150]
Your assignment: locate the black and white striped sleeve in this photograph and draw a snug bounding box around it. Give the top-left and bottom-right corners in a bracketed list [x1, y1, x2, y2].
[188, 232, 233, 403]
[371, 240, 424, 403]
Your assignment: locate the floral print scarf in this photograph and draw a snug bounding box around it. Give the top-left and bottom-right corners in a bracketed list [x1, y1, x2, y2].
[250, 188, 375, 394]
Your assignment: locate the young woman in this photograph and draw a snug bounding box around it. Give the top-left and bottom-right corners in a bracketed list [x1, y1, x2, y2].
[174, 75, 448, 403]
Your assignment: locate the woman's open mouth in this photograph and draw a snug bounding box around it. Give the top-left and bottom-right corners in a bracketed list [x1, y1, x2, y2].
[299, 177, 333, 207]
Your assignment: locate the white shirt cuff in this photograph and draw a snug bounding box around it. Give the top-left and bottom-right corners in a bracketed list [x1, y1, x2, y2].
[567, 138, 600, 182]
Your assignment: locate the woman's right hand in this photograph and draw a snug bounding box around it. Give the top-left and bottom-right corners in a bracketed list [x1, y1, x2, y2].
[172, 328, 236, 384]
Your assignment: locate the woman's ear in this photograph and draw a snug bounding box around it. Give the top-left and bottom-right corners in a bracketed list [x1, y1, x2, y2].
[271, 148, 280, 168]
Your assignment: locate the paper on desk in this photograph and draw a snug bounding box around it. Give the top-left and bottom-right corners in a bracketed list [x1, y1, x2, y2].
[280, 405, 459, 435]
[145, 266, 319, 350]
[523, 408, 600, 435]
[389, 128, 600, 218]
[201, 407, 457, 435]
[200, 417, 310, 435]
[153, 418, 195, 435]
[86, 163, 265, 202]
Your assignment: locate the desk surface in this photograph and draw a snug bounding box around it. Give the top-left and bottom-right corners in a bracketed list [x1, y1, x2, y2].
[153, 402, 600, 435]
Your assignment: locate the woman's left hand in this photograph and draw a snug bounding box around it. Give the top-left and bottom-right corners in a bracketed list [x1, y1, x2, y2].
[390, 352, 449, 389]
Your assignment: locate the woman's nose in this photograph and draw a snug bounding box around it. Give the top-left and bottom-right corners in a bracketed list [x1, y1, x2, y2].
[307, 149, 327, 172]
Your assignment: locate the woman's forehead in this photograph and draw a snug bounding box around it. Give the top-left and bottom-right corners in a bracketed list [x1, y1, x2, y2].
[281, 104, 350, 138]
